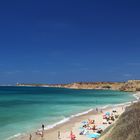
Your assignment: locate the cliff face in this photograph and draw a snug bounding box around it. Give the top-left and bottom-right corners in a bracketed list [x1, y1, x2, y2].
[62, 82, 124, 90]
[17, 80, 140, 92]
[119, 80, 140, 92]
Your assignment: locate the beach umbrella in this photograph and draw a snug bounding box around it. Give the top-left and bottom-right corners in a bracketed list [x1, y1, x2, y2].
[87, 133, 101, 138]
[105, 112, 110, 115]
[82, 121, 88, 124]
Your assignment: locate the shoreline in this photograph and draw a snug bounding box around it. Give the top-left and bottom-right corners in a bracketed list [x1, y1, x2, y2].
[10, 92, 140, 140]
[14, 85, 133, 92]
[18, 105, 127, 140]
[16, 80, 140, 92]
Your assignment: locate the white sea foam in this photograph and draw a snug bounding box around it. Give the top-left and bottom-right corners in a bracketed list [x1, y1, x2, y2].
[71, 108, 93, 117]
[133, 93, 140, 100]
[43, 105, 121, 131]
[43, 108, 93, 130]
[101, 104, 110, 109]
[113, 101, 130, 107]
[113, 94, 140, 108]
[7, 133, 22, 140]
[44, 117, 70, 130]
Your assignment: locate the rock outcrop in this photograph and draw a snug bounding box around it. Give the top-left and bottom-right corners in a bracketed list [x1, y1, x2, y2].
[120, 80, 140, 92]
[17, 80, 140, 92]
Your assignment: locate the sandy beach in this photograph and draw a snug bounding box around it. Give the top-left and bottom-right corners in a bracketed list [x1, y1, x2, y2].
[17, 105, 130, 140]
[15, 92, 140, 140]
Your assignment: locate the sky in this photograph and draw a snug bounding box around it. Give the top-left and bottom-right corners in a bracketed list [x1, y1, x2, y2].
[0, 0, 140, 84]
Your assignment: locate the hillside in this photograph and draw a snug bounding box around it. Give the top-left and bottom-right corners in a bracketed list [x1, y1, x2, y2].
[17, 80, 140, 92]
[119, 80, 140, 91]
[100, 102, 140, 140]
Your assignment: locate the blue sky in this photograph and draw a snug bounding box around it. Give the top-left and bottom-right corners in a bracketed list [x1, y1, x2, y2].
[0, 0, 140, 84]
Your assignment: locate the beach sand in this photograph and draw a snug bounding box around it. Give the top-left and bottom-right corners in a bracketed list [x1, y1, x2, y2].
[18, 106, 124, 140]
[17, 92, 140, 140]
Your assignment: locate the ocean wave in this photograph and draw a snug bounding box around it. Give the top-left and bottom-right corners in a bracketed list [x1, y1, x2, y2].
[133, 93, 140, 100]
[6, 133, 22, 140]
[43, 108, 94, 130]
[71, 108, 93, 117]
[43, 105, 117, 131]
[44, 117, 70, 130]
[101, 104, 110, 109]
[113, 102, 130, 107]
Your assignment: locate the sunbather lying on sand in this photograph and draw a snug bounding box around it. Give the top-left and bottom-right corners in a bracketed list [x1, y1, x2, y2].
[88, 119, 95, 124]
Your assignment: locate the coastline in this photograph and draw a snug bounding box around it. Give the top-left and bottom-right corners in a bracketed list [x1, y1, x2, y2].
[11, 92, 140, 140]
[16, 80, 140, 92]
[17, 105, 128, 140]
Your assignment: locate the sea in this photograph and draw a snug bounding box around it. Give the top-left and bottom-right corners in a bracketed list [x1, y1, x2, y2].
[0, 86, 136, 140]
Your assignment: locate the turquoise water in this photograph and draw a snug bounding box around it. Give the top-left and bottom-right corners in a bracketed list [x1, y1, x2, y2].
[0, 86, 135, 140]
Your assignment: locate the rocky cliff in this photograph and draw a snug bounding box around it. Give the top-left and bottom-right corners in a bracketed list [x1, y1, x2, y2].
[17, 80, 140, 92]
[119, 80, 140, 92]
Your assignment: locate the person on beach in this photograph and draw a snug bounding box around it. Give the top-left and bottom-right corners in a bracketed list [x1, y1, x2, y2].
[41, 131, 44, 138]
[100, 109, 103, 113]
[58, 131, 61, 139]
[88, 119, 95, 124]
[42, 124, 45, 131]
[91, 124, 97, 131]
[70, 131, 76, 140]
[29, 134, 32, 140]
[111, 115, 115, 121]
[96, 108, 98, 112]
